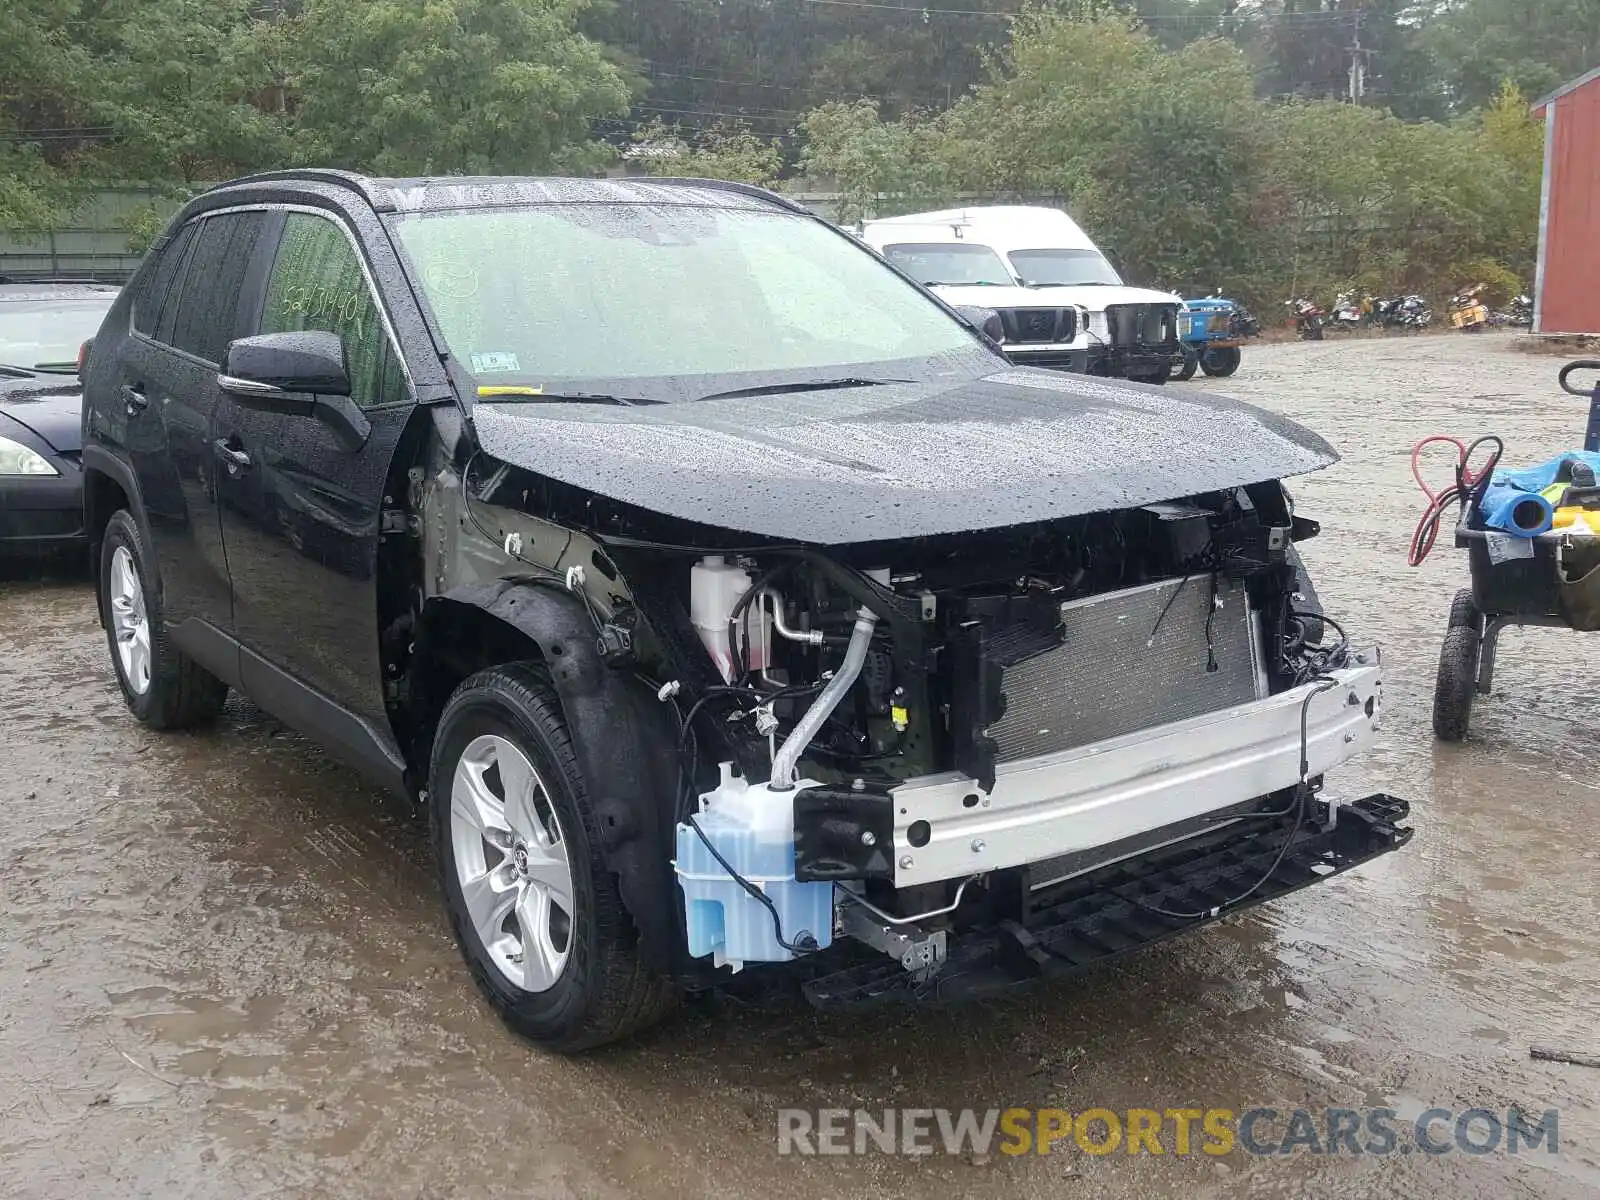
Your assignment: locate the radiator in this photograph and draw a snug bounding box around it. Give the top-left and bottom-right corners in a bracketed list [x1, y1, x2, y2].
[985, 576, 1265, 762]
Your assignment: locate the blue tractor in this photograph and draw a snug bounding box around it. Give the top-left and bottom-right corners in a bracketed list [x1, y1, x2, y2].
[1173, 291, 1255, 380]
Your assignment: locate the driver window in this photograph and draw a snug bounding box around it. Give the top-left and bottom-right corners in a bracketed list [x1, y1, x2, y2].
[260, 213, 407, 409]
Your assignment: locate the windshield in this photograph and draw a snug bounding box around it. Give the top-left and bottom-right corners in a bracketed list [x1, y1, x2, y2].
[391, 205, 978, 389]
[881, 242, 1014, 287]
[0, 297, 114, 370]
[1008, 248, 1123, 287]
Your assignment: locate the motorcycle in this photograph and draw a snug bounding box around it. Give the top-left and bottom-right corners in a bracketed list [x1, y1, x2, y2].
[1373, 294, 1432, 330]
[1330, 290, 1372, 331]
[1448, 283, 1489, 332]
[1230, 303, 1261, 339]
[1498, 293, 1533, 328]
[1286, 297, 1325, 341]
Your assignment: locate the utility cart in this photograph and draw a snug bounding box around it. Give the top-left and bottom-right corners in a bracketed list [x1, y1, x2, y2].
[1433, 359, 1600, 739]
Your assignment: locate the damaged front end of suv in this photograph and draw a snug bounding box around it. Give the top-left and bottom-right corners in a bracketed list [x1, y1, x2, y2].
[408, 373, 1410, 1016]
[369, 179, 1410, 1046]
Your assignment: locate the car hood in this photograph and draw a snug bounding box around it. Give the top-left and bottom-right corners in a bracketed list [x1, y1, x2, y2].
[471, 368, 1337, 543]
[926, 284, 1068, 308]
[0, 376, 81, 453]
[931, 283, 1181, 311]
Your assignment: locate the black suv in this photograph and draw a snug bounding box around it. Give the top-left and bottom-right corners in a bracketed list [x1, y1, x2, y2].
[82, 171, 1408, 1052]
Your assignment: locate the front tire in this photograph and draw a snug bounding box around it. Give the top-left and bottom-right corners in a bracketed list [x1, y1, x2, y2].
[429, 663, 675, 1052]
[1200, 346, 1241, 377]
[1447, 588, 1481, 630]
[98, 509, 227, 728]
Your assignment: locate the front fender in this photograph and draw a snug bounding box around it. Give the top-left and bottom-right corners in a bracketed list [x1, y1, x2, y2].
[426, 579, 684, 972]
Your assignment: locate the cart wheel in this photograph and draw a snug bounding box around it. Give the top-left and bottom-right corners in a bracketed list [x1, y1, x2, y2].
[1447, 588, 1481, 630]
[1433, 624, 1481, 741]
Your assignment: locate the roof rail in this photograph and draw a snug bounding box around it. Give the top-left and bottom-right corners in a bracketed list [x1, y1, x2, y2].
[643, 177, 810, 215]
[203, 169, 381, 206]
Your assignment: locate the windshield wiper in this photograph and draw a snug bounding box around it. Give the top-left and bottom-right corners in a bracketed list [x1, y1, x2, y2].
[696, 377, 910, 402]
[478, 389, 658, 407]
[31, 361, 79, 374]
[0, 362, 40, 378]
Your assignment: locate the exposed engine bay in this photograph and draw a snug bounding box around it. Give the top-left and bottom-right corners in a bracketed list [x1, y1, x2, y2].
[670, 481, 1335, 792]
[413, 438, 1403, 1001]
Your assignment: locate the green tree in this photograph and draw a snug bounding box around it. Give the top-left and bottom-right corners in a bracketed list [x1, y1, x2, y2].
[797, 99, 953, 225]
[1250, 91, 1537, 301]
[284, 0, 633, 174]
[1421, 0, 1600, 113]
[76, 0, 293, 188]
[0, 0, 94, 228]
[936, 14, 1262, 287]
[584, 0, 1023, 130]
[1480, 80, 1544, 180]
[630, 118, 782, 185]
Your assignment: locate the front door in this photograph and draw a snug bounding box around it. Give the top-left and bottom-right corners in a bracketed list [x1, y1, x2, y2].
[213, 210, 417, 732]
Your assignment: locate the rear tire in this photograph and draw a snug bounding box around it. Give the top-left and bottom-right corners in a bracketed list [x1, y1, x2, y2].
[98, 509, 227, 729]
[1126, 370, 1168, 385]
[429, 663, 676, 1052]
[1200, 346, 1241, 377]
[1171, 347, 1199, 381]
[1433, 624, 1481, 741]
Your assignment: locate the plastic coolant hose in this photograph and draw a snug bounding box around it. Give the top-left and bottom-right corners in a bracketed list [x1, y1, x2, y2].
[1478, 481, 1554, 538]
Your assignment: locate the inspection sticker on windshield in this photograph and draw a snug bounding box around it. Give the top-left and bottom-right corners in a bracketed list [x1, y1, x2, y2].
[470, 351, 521, 374]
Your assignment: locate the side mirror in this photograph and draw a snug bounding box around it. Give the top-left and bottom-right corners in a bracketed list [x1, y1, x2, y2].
[219, 331, 369, 449]
[222, 331, 351, 398]
[954, 304, 1006, 345]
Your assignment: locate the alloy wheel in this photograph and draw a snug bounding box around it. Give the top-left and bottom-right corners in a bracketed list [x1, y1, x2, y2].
[109, 545, 151, 696]
[449, 734, 575, 992]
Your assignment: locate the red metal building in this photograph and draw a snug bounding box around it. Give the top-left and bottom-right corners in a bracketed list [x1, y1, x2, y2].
[1533, 67, 1600, 335]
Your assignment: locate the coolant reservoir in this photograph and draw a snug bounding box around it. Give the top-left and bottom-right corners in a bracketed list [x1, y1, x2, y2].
[690, 555, 770, 682]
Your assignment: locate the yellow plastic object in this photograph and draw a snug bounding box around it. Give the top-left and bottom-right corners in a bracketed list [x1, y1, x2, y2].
[1552, 507, 1600, 535]
[478, 385, 543, 397]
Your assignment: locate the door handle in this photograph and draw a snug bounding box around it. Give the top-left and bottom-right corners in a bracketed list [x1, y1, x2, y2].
[212, 439, 252, 474]
[120, 384, 148, 415]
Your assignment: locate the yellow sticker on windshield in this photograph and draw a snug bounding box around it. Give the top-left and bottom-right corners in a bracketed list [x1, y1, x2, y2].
[477, 385, 544, 397]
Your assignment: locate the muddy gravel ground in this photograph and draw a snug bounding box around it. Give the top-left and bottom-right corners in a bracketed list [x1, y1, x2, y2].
[3, 332, 1599, 1199]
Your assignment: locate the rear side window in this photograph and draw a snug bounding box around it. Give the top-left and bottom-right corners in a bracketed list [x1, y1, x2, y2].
[258, 213, 406, 409]
[133, 222, 197, 337]
[165, 212, 267, 363]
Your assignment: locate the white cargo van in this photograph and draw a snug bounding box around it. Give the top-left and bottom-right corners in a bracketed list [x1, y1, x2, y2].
[861, 206, 1183, 383]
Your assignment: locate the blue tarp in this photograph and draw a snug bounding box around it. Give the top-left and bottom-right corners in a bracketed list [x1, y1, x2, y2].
[1477, 451, 1600, 536]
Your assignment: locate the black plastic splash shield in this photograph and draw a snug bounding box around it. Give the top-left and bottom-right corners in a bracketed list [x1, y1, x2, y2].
[802, 793, 1411, 1010]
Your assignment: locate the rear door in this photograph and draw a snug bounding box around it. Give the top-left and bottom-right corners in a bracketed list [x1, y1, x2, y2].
[113, 209, 272, 644]
[214, 208, 416, 732]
